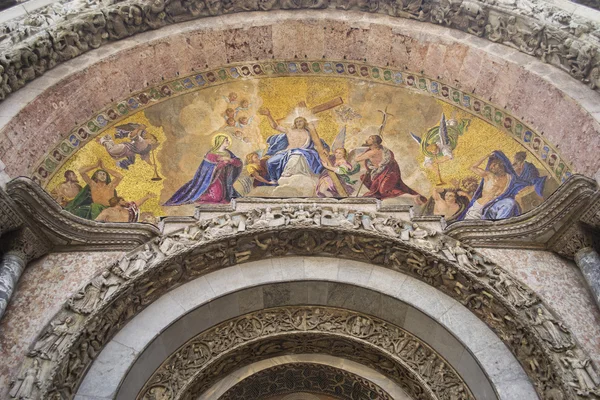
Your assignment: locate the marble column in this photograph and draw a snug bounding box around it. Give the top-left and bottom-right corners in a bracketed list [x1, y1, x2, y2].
[575, 247, 600, 310]
[0, 250, 27, 319]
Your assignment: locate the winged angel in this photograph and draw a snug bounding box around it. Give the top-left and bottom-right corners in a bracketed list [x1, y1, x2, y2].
[316, 126, 361, 197]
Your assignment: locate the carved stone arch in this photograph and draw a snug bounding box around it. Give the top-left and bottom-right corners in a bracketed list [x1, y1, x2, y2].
[1, 11, 600, 181]
[143, 308, 470, 400]
[10, 206, 600, 399]
[219, 363, 393, 400]
[0, 0, 599, 103]
[217, 362, 396, 400]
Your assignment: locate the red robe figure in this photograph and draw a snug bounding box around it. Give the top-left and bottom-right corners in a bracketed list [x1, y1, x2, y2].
[355, 135, 426, 204]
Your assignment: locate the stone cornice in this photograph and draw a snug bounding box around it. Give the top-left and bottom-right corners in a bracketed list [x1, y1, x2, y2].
[444, 174, 599, 257]
[5, 177, 160, 251]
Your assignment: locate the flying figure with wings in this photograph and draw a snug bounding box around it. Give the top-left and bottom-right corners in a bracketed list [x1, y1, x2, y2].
[410, 113, 470, 185]
[316, 126, 361, 197]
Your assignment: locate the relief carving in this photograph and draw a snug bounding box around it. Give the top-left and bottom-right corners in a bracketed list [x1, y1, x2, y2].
[9, 206, 600, 399]
[28, 317, 76, 361]
[0, 0, 596, 103]
[530, 306, 574, 351]
[140, 307, 471, 400]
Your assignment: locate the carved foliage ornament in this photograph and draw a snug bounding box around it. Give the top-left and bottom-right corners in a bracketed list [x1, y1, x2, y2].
[11, 206, 600, 400]
[219, 362, 394, 400]
[0, 0, 599, 105]
[141, 307, 472, 400]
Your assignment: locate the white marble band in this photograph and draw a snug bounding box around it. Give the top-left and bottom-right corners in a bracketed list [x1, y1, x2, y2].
[75, 257, 537, 400]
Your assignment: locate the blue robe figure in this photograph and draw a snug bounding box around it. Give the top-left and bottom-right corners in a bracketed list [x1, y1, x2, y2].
[264, 131, 328, 182]
[513, 151, 546, 197]
[164, 134, 242, 205]
[457, 150, 531, 221]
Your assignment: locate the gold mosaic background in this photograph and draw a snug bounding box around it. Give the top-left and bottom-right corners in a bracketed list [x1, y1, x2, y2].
[47, 76, 558, 219]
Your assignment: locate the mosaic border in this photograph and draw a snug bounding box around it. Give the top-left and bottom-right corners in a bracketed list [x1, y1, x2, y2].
[32, 59, 573, 187]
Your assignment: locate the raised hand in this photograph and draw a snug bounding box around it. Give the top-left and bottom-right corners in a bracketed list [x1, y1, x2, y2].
[258, 107, 271, 116]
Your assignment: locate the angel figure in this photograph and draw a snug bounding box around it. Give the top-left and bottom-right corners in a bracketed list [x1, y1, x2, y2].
[410, 113, 469, 185]
[316, 126, 360, 197]
[97, 123, 159, 170]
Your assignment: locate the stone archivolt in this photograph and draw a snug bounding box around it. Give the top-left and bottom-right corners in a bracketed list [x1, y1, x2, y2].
[9, 205, 600, 399]
[0, 0, 599, 106]
[140, 307, 470, 400]
[218, 362, 393, 400]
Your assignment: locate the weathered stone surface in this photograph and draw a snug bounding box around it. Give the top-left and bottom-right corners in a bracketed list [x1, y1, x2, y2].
[0, 12, 597, 182]
[479, 247, 600, 367]
[0, 251, 122, 397]
[575, 247, 600, 310]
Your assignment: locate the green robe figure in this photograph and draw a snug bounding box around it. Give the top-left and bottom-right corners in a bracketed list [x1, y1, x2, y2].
[65, 161, 123, 220]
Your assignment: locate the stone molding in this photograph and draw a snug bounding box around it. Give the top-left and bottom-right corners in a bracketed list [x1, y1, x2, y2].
[9, 206, 600, 400]
[140, 307, 472, 400]
[0, 0, 599, 109]
[101, 277, 506, 400]
[0, 185, 22, 238]
[445, 174, 600, 258]
[218, 362, 394, 400]
[5, 177, 160, 251]
[0, 185, 51, 261]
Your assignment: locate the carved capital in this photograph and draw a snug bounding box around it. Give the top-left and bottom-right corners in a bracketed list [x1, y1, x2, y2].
[0, 187, 23, 238]
[1, 227, 51, 263]
[549, 223, 599, 259]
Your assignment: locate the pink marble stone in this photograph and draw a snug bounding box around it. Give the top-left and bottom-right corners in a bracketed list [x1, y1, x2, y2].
[439, 44, 468, 86]
[473, 56, 505, 101]
[298, 20, 325, 59]
[345, 27, 370, 62]
[323, 21, 350, 60]
[388, 33, 412, 69]
[423, 43, 448, 80]
[0, 251, 123, 398]
[456, 48, 483, 92]
[272, 22, 302, 59]
[486, 60, 521, 109]
[479, 248, 600, 367]
[404, 38, 429, 72]
[248, 26, 274, 61]
[365, 25, 393, 67]
[224, 28, 255, 62]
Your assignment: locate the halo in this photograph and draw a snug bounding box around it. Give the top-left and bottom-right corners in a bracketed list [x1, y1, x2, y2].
[280, 107, 319, 126]
[211, 132, 232, 148]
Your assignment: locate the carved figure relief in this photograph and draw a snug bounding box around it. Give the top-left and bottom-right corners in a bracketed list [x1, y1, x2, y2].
[9, 207, 599, 400]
